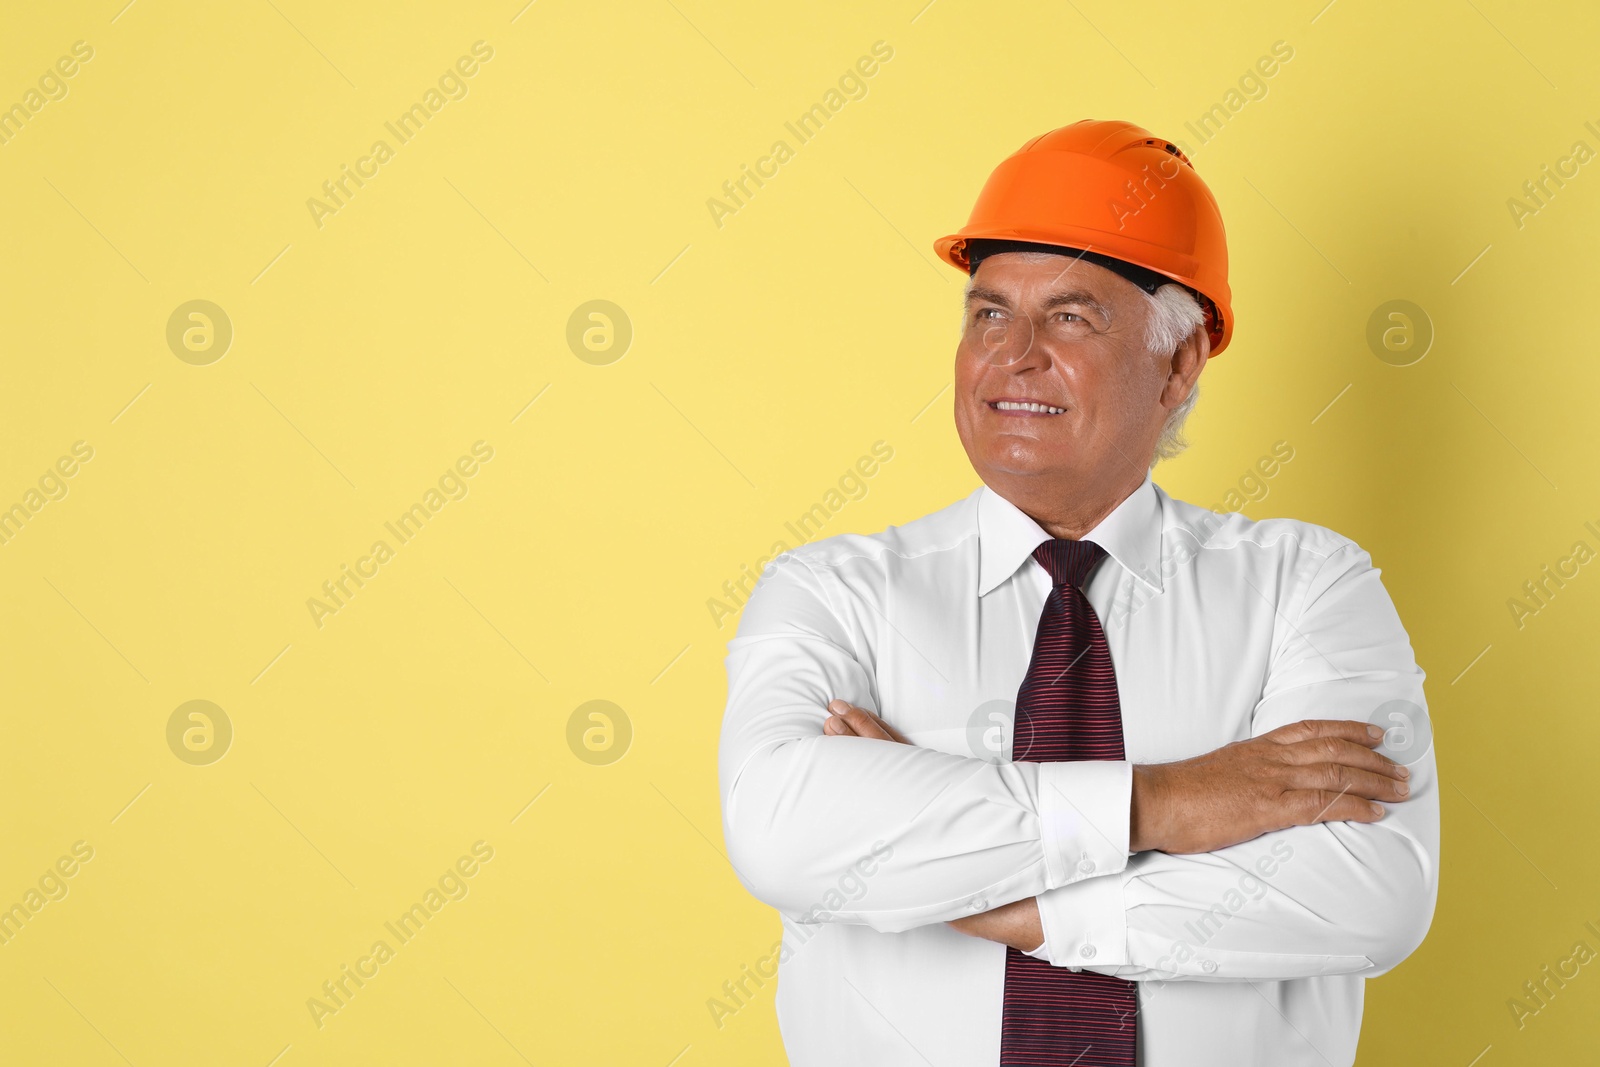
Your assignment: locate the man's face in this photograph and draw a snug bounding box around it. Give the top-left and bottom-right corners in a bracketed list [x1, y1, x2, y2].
[953, 251, 1179, 493]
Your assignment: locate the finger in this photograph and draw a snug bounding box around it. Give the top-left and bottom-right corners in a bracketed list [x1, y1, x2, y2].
[828, 700, 910, 744]
[1284, 762, 1410, 803]
[846, 711, 895, 740]
[1280, 736, 1409, 780]
[824, 699, 856, 725]
[1263, 719, 1386, 750]
[860, 709, 911, 745]
[1293, 789, 1390, 827]
[822, 714, 857, 737]
[827, 700, 895, 741]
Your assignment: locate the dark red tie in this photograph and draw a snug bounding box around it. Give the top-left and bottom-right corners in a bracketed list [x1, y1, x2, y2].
[999, 538, 1137, 1067]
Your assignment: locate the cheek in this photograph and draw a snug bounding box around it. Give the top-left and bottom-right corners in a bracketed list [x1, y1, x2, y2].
[1091, 359, 1154, 410]
[953, 352, 985, 407]
[953, 338, 982, 378]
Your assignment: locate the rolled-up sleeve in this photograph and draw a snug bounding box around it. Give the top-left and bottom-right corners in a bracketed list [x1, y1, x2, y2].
[1033, 541, 1440, 981]
[719, 552, 1132, 934]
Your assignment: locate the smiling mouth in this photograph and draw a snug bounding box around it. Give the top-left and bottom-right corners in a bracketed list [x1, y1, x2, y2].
[989, 400, 1066, 415]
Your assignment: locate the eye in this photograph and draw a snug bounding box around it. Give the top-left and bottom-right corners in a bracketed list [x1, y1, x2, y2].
[975, 307, 1004, 321]
[1054, 311, 1084, 323]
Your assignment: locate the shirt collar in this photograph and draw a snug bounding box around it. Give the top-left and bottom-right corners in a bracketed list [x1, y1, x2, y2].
[976, 473, 1165, 597]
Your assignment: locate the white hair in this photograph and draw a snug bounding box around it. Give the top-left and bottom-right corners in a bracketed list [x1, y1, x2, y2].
[1143, 283, 1207, 464]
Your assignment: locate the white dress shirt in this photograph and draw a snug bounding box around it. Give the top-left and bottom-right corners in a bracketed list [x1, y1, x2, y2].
[718, 473, 1439, 1067]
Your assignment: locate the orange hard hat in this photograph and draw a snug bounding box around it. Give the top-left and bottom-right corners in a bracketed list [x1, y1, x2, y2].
[935, 119, 1234, 356]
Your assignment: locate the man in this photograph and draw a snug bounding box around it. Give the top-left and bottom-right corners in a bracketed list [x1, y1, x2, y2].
[718, 120, 1437, 1067]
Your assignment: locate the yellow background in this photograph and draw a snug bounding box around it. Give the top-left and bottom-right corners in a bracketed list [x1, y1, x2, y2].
[1, 0, 1596, 1063]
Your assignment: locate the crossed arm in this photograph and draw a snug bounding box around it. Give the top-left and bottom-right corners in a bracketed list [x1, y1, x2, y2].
[822, 700, 1412, 956]
[718, 547, 1440, 981]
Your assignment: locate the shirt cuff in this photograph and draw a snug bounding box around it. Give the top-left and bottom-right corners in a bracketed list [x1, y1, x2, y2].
[1035, 760, 1133, 889]
[1035, 863, 1130, 970]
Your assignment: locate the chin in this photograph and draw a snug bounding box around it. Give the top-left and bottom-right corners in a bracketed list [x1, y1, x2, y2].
[977, 440, 1067, 477]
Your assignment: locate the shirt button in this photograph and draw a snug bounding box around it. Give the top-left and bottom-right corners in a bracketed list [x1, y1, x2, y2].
[1077, 858, 1096, 874]
[1201, 959, 1218, 973]
[970, 898, 988, 911]
[1080, 945, 1096, 960]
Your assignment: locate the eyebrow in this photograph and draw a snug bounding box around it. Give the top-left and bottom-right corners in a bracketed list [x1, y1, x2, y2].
[963, 283, 1112, 319]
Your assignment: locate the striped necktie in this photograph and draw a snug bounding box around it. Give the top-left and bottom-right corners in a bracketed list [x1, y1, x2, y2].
[999, 538, 1138, 1067]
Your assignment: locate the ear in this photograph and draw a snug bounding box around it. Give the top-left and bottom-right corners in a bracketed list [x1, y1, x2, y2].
[1159, 323, 1210, 411]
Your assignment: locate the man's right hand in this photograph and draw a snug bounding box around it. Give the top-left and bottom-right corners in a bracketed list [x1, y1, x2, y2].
[1130, 719, 1411, 855]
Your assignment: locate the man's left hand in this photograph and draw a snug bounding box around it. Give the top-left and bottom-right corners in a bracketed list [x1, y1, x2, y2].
[823, 699, 1046, 955]
[823, 699, 911, 743]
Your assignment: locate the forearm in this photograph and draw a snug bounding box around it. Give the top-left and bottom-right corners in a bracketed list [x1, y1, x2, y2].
[721, 723, 1131, 932]
[1033, 798, 1438, 981]
[948, 896, 1045, 952]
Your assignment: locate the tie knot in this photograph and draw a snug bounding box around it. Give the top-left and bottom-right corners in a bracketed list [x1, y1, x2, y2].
[1032, 538, 1107, 590]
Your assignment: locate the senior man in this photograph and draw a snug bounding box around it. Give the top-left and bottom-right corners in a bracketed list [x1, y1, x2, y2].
[717, 120, 1438, 1067]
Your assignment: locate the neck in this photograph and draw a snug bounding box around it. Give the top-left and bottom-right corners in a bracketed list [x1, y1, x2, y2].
[993, 467, 1147, 541]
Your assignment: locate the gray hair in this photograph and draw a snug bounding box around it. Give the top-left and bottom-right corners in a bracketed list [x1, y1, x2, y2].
[1144, 283, 1207, 464]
